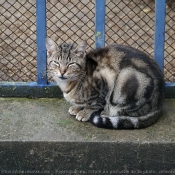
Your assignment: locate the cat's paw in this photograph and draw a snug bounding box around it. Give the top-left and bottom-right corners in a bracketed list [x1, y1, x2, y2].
[68, 106, 82, 116]
[76, 110, 90, 122]
[100, 110, 110, 118]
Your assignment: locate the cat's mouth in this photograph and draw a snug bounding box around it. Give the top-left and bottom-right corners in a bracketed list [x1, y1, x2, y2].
[59, 76, 68, 80]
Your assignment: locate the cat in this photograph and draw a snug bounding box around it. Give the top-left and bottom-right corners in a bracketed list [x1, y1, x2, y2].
[46, 38, 164, 129]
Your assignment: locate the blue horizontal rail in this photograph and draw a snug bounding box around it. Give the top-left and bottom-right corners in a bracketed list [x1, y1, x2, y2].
[0, 0, 175, 98]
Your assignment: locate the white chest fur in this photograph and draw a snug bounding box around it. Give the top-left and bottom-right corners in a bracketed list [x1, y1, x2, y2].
[53, 76, 68, 91]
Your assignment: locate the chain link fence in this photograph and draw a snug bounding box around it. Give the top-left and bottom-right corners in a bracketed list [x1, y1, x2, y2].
[0, 0, 175, 82]
[0, 0, 36, 82]
[165, 0, 175, 82]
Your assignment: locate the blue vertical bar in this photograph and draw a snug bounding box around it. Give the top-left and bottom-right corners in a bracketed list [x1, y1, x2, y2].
[154, 0, 166, 72]
[36, 0, 47, 85]
[95, 0, 105, 48]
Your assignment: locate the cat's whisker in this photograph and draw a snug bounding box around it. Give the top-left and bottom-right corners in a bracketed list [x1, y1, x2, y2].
[70, 75, 85, 94]
[71, 76, 83, 85]
[71, 73, 86, 85]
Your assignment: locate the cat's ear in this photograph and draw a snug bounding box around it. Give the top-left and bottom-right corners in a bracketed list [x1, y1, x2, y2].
[45, 38, 58, 56]
[74, 41, 87, 57]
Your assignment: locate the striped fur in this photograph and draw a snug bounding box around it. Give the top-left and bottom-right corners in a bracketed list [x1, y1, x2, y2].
[46, 38, 164, 129]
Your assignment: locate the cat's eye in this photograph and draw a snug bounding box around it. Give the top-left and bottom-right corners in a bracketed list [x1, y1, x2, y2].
[53, 61, 60, 67]
[68, 63, 81, 68]
[68, 63, 81, 72]
[68, 63, 76, 67]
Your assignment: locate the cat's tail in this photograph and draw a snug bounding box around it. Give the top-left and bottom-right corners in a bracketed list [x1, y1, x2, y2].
[89, 110, 161, 129]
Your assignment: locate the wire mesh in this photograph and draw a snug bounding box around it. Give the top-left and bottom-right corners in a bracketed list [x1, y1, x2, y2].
[106, 0, 155, 56]
[46, 0, 95, 50]
[0, 0, 36, 82]
[0, 0, 175, 82]
[165, 0, 175, 82]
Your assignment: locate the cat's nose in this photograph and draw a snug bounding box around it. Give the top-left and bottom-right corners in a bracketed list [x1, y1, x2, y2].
[60, 72, 65, 76]
[60, 69, 66, 76]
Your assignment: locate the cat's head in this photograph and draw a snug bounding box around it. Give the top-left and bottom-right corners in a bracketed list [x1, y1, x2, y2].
[46, 38, 87, 83]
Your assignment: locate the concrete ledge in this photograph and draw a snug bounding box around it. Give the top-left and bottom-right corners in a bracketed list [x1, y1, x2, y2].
[0, 82, 62, 98]
[1, 142, 175, 174]
[0, 98, 175, 173]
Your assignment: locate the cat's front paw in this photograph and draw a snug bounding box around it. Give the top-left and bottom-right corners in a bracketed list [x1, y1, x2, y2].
[68, 106, 82, 116]
[76, 110, 90, 122]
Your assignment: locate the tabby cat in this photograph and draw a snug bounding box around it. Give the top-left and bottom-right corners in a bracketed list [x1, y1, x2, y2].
[46, 38, 164, 129]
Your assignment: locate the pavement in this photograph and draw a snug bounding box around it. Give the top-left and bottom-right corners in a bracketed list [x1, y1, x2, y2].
[0, 98, 175, 142]
[0, 98, 175, 174]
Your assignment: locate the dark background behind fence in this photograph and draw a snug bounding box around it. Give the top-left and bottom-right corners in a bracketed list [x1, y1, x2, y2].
[0, 0, 175, 82]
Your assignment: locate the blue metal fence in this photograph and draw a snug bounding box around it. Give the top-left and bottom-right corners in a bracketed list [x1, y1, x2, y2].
[36, 0, 47, 86]
[154, 0, 166, 72]
[0, 0, 175, 97]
